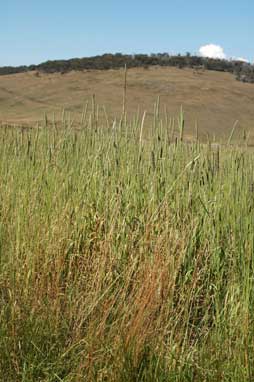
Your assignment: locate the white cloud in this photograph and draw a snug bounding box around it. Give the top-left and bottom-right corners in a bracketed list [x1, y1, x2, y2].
[235, 57, 249, 63]
[199, 44, 226, 59]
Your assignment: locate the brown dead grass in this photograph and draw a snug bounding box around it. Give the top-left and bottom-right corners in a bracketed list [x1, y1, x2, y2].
[0, 66, 254, 139]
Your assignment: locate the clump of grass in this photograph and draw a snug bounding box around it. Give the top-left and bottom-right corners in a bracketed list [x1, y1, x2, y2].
[0, 103, 253, 381]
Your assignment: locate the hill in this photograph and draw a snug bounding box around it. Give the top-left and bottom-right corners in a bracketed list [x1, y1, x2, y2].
[1, 66, 254, 141]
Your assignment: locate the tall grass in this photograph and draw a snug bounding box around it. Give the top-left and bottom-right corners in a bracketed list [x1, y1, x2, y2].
[0, 104, 254, 381]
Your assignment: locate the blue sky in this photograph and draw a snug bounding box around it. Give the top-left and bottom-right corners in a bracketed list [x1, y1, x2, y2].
[1, 0, 253, 66]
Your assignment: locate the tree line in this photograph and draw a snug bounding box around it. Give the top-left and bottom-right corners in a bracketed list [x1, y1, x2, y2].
[1, 53, 254, 84]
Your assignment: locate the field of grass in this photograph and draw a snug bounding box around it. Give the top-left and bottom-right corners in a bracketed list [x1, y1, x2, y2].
[1, 102, 254, 381]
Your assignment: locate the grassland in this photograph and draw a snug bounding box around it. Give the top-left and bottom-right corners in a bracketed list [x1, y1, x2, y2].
[1, 66, 254, 141]
[0, 101, 254, 381]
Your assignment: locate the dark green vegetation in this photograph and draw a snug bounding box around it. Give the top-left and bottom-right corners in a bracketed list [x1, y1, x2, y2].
[1, 105, 254, 381]
[1, 52, 254, 83]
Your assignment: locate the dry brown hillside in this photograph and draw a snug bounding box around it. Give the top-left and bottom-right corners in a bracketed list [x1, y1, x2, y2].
[0, 66, 254, 140]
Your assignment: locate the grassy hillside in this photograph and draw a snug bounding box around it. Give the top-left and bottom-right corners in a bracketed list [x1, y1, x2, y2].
[1, 66, 254, 141]
[1, 110, 254, 381]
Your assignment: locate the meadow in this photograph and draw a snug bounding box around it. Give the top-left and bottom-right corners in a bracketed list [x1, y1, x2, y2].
[0, 100, 254, 381]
